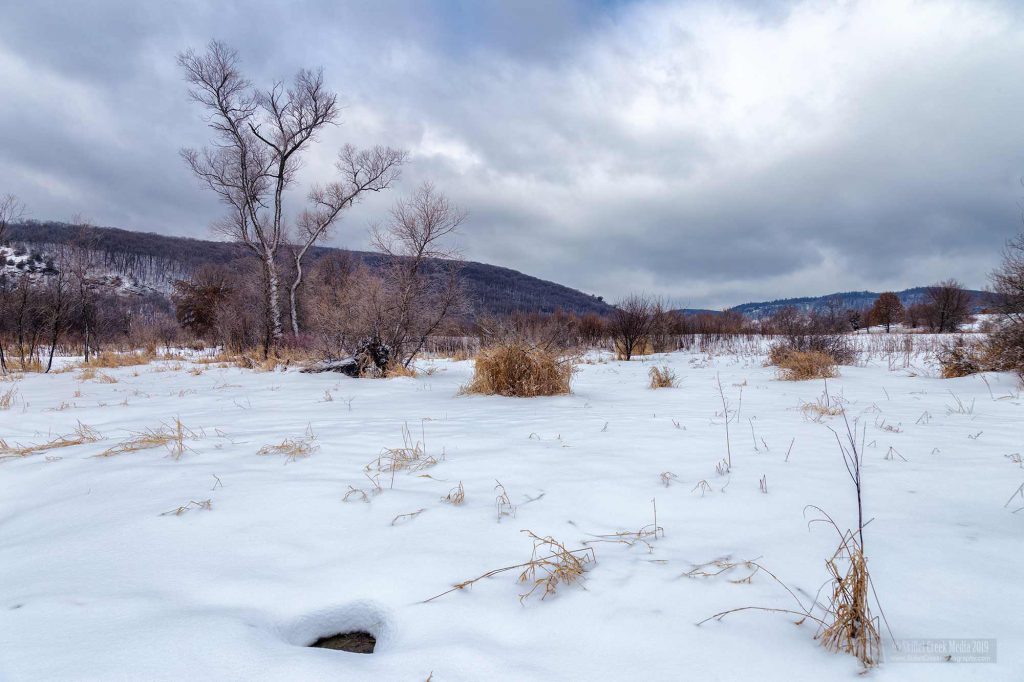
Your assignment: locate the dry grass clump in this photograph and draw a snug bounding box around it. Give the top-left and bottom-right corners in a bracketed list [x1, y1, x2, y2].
[0, 421, 102, 460]
[82, 351, 155, 369]
[160, 498, 213, 516]
[442, 481, 465, 505]
[648, 365, 678, 389]
[367, 422, 440, 486]
[770, 348, 838, 381]
[463, 341, 576, 397]
[447, 348, 476, 362]
[935, 331, 1024, 380]
[0, 386, 17, 410]
[77, 367, 119, 383]
[385, 362, 418, 378]
[817, 534, 882, 667]
[258, 425, 319, 462]
[97, 418, 197, 459]
[696, 415, 886, 670]
[423, 530, 595, 604]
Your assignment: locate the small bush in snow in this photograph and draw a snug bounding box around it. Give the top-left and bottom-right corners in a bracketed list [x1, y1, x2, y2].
[769, 348, 838, 381]
[464, 341, 576, 397]
[648, 365, 677, 389]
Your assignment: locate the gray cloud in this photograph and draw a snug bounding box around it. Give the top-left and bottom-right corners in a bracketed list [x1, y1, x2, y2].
[2, 0, 1023, 308]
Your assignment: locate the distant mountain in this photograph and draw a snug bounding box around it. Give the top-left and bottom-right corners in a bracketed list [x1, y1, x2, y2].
[4, 221, 612, 317]
[729, 287, 995, 318]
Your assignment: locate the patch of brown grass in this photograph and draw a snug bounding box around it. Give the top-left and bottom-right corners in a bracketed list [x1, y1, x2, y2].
[257, 425, 319, 462]
[160, 498, 212, 516]
[648, 365, 678, 388]
[83, 351, 155, 369]
[0, 421, 102, 460]
[463, 341, 576, 397]
[423, 530, 595, 604]
[770, 349, 839, 381]
[97, 418, 197, 459]
[366, 422, 440, 486]
[0, 386, 17, 410]
[385, 362, 418, 378]
[442, 481, 465, 505]
[936, 337, 987, 378]
[77, 368, 119, 383]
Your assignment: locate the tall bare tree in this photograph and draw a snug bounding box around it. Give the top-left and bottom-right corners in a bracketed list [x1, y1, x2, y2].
[0, 194, 25, 374]
[0, 194, 23, 245]
[992, 233, 1024, 325]
[178, 41, 339, 345]
[289, 144, 405, 335]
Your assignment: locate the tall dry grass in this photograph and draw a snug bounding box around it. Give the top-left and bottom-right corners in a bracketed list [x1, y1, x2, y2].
[463, 341, 576, 397]
[769, 348, 839, 381]
[648, 366, 678, 388]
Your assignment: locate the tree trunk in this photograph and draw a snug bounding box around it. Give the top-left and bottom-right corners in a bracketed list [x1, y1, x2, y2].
[265, 254, 283, 344]
[45, 325, 59, 373]
[289, 253, 305, 337]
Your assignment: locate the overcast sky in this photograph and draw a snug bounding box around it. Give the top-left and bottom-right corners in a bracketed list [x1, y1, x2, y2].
[3, 0, 1024, 308]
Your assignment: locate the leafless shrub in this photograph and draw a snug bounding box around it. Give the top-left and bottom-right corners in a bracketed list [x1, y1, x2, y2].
[609, 293, 656, 360]
[935, 337, 988, 378]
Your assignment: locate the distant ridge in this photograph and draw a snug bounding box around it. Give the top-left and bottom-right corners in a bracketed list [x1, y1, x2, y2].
[728, 287, 994, 318]
[5, 221, 613, 318]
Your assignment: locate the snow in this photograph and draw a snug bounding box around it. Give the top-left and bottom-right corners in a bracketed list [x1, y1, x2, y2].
[0, 348, 1022, 681]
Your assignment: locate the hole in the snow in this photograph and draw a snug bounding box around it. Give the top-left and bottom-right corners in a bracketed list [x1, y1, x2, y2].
[309, 631, 376, 654]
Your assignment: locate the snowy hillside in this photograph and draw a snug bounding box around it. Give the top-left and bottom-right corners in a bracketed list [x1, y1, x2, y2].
[0, 345, 1020, 680]
[0, 244, 162, 298]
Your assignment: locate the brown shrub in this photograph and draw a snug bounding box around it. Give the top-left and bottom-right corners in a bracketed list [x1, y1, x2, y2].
[770, 334, 856, 366]
[936, 337, 987, 378]
[985, 324, 1024, 379]
[648, 365, 677, 389]
[770, 349, 839, 381]
[463, 341, 576, 397]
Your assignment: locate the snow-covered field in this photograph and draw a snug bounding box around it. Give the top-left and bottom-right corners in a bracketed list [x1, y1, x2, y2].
[1, 349, 1021, 681]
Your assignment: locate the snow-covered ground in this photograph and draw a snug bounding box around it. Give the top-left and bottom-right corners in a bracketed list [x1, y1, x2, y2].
[0, 350, 1021, 681]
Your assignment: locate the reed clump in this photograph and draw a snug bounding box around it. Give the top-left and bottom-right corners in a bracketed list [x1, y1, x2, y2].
[463, 341, 576, 397]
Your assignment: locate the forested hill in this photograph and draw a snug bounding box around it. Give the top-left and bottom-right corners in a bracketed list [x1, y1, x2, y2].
[729, 287, 994, 318]
[4, 221, 612, 317]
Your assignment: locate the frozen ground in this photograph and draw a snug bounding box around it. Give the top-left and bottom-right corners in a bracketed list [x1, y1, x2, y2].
[0, 349, 1021, 681]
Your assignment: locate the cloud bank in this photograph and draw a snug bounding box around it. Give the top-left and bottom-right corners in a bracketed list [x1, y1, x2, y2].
[2, 0, 1024, 307]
